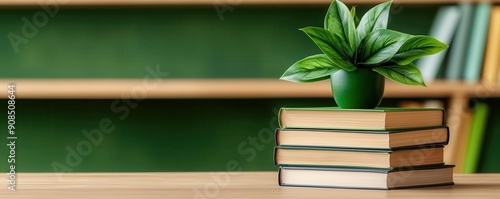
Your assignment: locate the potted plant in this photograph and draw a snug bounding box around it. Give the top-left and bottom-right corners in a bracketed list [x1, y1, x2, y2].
[280, 0, 447, 109]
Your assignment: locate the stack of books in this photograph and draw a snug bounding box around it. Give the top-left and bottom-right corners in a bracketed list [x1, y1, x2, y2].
[275, 107, 454, 189]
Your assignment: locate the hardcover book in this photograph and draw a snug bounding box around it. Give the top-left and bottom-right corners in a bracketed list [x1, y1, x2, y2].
[274, 145, 444, 169]
[464, 103, 489, 173]
[275, 126, 449, 149]
[279, 107, 446, 130]
[279, 165, 454, 190]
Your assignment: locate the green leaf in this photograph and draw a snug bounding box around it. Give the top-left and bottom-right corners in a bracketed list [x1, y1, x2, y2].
[324, 0, 357, 50]
[350, 6, 360, 27]
[391, 36, 449, 65]
[280, 54, 341, 83]
[372, 63, 426, 86]
[356, 0, 392, 43]
[300, 27, 356, 71]
[357, 29, 412, 66]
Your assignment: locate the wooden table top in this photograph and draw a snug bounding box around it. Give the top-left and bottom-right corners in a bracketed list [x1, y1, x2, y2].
[1, 172, 499, 198]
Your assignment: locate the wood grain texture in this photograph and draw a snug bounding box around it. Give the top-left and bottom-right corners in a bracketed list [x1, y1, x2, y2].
[0, 0, 499, 6]
[1, 79, 499, 99]
[0, 172, 499, 198]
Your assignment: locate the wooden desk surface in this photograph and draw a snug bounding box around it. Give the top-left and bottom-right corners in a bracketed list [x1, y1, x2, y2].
[1, 172, 499, 198]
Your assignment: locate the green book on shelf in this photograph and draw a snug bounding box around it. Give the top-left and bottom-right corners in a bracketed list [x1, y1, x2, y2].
[445, 3, 474, 80]
[463, 103, 489, 173]
[278, 107, 446, 130]
[278, 165, 455, 190]
[417, 5, 461, 81]
[274, 145, 445, 169]
[275, 127, 449, 149]
[464, 3, 492, 81]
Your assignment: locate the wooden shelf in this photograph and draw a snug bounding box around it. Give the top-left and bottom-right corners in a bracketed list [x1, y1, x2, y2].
[1, 79, 499, 99]
[0, 0, 499, 6]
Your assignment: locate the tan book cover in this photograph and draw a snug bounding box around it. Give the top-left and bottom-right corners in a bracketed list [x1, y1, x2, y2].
[481, 6, 500, 83]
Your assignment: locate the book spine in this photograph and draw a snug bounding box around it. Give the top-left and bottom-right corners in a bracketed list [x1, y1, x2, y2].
[481, 6, 500, 83]
[464, 103, 489, 173]
[417, 5, 461, 81]
[464, 3, 492, 81]
[445, 3, 473, 80]
[277, 167, 283, 186]
[278, 107, 284, 128]
[273, 146, 278, 166]
[442, 108, 447, 127]
[445, 126, 450, 145]
[274, 128, 280, 146]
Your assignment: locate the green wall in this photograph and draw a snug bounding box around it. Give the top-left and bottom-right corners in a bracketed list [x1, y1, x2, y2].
[0, 98, 340, 172]
[0, 5, 436, 78]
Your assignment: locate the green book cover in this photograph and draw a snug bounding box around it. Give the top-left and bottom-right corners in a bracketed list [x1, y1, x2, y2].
[417, 5, 461, 81]
[464, 3, 492, 81]
[464, 103, 489, 173]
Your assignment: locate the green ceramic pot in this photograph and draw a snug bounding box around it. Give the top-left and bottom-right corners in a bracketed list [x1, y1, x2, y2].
[330, 68, 385, 109]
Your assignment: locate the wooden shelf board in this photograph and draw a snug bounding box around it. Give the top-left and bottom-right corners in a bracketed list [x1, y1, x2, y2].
[1, 79, 499, 99]
[0, 0, 498, 6]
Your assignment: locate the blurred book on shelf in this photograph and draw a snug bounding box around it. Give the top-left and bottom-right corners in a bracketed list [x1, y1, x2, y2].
[463, 3, 492, 82]
[418, 5, 461, 81]
[464, 103, 489, 173]
[445, 3, 474, 80]
[419, 2, 500, 85]
[481, 6, 500, 84]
